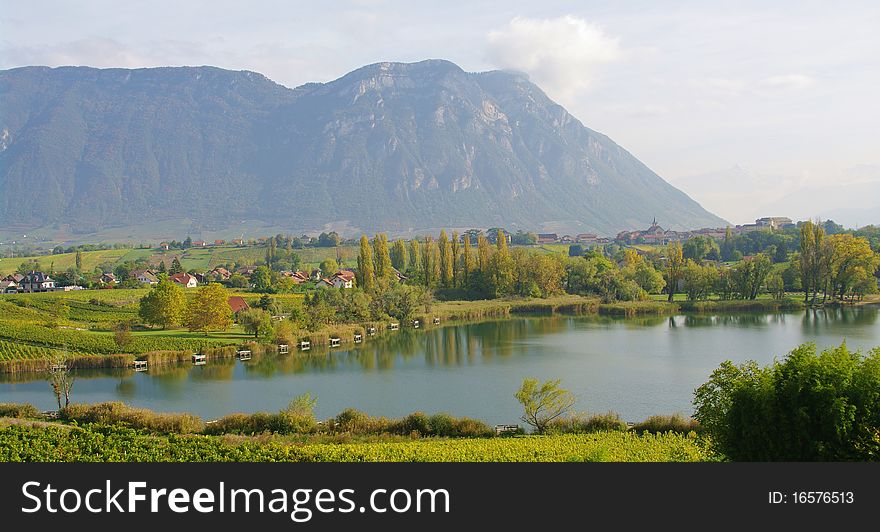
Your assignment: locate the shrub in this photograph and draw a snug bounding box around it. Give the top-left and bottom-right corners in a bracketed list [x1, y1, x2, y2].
[59, 402, 204, 434]
[0, 403, 40, 419]
[693, 342, 880, 460]
[396, 412, 431, 436]
[547, 412, 628, 434]
[203, 412, 316, 436]
[631, 414, 700, 435]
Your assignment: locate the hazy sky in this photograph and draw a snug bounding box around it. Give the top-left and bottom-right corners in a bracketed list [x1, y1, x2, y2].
[2, 0, 878, 226]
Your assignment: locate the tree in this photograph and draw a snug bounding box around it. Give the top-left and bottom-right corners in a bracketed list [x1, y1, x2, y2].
[683, 236, 719, 262]
[373, 233, 393, 282]
[75, 250, 82, 272]
[694, 342, 880, 460]
[438, 230, 453, 288]
[186, 283, 232, 335]
[451, 231, 461, 288]
[46, 352, 74, 410]
[681, 260, 718, 301]
[664, 241, 685, 302]
[238, 308, 274, 339]
[317, 232, 341, 247]
[732, 253, 773, 299]
[158, 261, 167, 274]
[251, 266, 274, 293]
[320, 258, 339, 278]
[826, 234, 877, 300]
[462, 237, 473, 289]
[408, 239, 422, 276]
[515, 378, 576, 434]
[489, 229, 514, 297]
[356, 235, 375, 292]
[114, 321, 134, 349]
[799, 220, 827, 304]
[169, 257, 183, 275]
[138, 277, 186, 329]
[390, 238, 409, 273]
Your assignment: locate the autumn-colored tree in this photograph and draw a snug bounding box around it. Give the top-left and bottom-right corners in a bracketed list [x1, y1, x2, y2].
[357, 235, 375, 292]
[451, 231, 461, 288]
[373, 233, 393, 282]
[438, 230, 453, 288]
[826, 234, 877, 300]
[186, 283, 232, 335]
[408, 239, 422, 276]
[462, 237, 473, 289]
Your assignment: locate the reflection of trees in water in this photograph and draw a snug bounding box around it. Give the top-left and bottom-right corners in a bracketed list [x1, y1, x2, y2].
[192, 359, 236, 380]
[678, 313, 774, 328]
[0, 367, 134, 384]
[115, 378, 136, 397]
[802, 305, 878, 333]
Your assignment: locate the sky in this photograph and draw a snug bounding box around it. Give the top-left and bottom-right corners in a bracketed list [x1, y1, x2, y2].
[2, 0, 878, 227]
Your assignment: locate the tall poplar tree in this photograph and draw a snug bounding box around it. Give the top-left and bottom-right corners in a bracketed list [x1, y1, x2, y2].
[373, 233, 393, 282]
[409, 239, 422, 275]
[438, 230, 453, 288]
[451, 231, 460, 288]
[357, 235, 375, 292]
[391, 239, 409, 273]
[462, 237, 473, 288]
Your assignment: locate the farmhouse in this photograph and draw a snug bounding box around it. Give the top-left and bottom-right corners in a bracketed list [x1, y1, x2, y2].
[169, 272, 198, 288]
[536, 233, 558, 244]
[100, 273, 117, 284]
[18, 271, 55, 293]
[319, 270, 355, 289]
[130, 269, 159, 285]
[209, 267, 232, 280]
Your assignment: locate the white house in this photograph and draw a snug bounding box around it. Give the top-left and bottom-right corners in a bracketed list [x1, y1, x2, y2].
[319, 270, 355, 289]
[170, 272, 198, 288]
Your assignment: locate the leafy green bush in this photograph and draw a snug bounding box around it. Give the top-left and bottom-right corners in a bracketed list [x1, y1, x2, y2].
[694, 342, 880, 460]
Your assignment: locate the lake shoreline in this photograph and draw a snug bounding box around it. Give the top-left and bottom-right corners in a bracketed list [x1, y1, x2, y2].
[0, 295, 828, 374]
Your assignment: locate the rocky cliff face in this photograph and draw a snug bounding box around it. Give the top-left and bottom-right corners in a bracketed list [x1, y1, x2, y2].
[0, 60, 726, 235]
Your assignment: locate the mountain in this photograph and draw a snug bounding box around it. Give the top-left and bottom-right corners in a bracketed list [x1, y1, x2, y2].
[0, 60, 726, 237]
[671, 164, 880, 228]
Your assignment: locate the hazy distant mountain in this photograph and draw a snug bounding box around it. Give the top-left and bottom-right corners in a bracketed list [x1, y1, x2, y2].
[0, 60, 726, 237]
[671, 163, 880, 228]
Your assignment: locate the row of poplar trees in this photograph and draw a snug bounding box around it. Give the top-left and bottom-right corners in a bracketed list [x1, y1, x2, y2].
[356, 230, 515, 297]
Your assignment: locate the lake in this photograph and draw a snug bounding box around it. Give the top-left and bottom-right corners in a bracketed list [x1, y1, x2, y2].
[2, 306, 879, 423]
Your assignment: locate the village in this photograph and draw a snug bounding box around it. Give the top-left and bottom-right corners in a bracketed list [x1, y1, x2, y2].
[0, 216, 799, 295]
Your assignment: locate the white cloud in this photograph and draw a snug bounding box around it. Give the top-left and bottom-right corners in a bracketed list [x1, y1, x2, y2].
[761, 74, 815, 90]
[486, 16, 622, 100]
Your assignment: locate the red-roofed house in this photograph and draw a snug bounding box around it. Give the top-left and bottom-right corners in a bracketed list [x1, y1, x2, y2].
[319, 270, 355, 289]
[169, 273, 198, 288]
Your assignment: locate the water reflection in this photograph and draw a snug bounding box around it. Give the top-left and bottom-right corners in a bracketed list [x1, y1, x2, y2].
[2, 307, 879, 387]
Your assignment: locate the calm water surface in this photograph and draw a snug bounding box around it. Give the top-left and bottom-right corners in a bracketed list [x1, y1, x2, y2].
[2, 306, 878, 423]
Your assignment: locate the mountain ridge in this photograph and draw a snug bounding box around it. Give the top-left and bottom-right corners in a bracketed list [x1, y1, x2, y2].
[0, 60, 727, 237]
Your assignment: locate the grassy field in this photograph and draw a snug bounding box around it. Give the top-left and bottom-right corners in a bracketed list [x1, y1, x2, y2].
[0, 420, 715, 462]
[0, 244, 360, 275]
